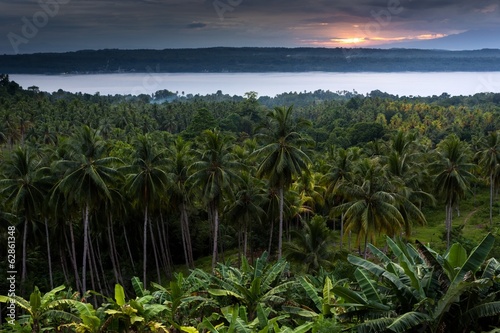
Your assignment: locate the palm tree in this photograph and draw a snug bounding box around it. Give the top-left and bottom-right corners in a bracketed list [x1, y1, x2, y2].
[334, 158, 405, 258]
[475, 131, 500, 226]
[226, 172, 267, 260]
[293, 169, 325, 222]
[53, 126, 118, 294]
[0, 147, 48, 289]
[283, 215, 337, 274]
[385, 131, 434, 237]
[320, 146, 357, 249]
[124, 134, 169, 286]
[166, 136, 195, 269]
[188, 129, 242, 270]
[431, 134, 475, 249]
[254, 106, 312, 259]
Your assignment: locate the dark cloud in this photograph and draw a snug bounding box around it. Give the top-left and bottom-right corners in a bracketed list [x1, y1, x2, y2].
[1, 0, 499, 54]
[186, 22, 207, 29]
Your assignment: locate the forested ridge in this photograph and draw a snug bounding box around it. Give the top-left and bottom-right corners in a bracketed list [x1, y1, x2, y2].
[2, 48, 500, 74]
[0, 73, 500, 332]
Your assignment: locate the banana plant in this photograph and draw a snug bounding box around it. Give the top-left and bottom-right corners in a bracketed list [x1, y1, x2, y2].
[0, 285, 89, 333]
[206, 252, 296, 320]
[330, 234, 500, 333]
[198, 304, 312, 333]
[148, 274, 216, 332]
[283, 275, 339, 319]
[98, 283, 170, 332]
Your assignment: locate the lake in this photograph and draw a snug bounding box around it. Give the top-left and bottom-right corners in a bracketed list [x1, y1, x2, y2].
[10, 72, 500, 97]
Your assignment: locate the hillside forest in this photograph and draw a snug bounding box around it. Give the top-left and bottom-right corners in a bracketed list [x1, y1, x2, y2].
[0, 73, 499, 332]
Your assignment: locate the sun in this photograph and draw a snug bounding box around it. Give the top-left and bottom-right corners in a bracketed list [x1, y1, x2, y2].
[330, 37, 366, 45]
[332, 37, 366, 44]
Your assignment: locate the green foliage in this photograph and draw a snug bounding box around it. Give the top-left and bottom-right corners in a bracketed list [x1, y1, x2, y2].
[330, 234, 500, 333]
[1, 77, 500, 332]
[348, 122, 385, 146]
[284, 216, 339, 274]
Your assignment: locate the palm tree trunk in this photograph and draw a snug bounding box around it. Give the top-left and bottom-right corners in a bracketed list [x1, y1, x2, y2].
[268, 219, 274, 254]
[179, 205, 189, 268]
[243, 219, 248, 258]
[59, 246, 70, 286]
[107, 218, 120, 285]
[82, 203, 90, 294]
[160, 213, 174, 277]
[156, 216, 169, 278]
[66, 222, 82, 293]
[490, 172, 494, 226]
[363, 232, 369, 259]
[180, 206, 190, 268]
[122, 222, 136, 274]
[143, 205, 148, 286]
[45, 218, 54, 289]
[180, 202, 194, 268]
[88, 235, 102, 296]
[149, 217, 162, 284]
[446, 204, 451, 249]
[110, 218, 124, 286]
[211, 202, 219, 270]
[21, 216, 28, 291]
[278, 186, 284, 260]
[340, 213, 344, 249]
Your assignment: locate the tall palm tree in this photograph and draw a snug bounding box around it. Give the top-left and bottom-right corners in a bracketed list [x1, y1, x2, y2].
[166, 136, 195, 269]
[475, 131, 500, 226]
[124, 134, 169, 286]
[384, 131, 434, 237]
[254, 106, 312, 259]
[0, 147, 48, 288]
[431, 134, 475, 249]
[334, 158, 405, 258]
[188, 129, 242, 270]
[225, 172, 267, 259]
[53, 126, 118, 294]
[320, 146, 358, 249]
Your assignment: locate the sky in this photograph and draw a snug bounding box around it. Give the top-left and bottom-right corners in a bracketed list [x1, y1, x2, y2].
[1, 0, 500, 54]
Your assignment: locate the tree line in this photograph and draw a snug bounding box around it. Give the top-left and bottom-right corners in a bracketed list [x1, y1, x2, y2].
[2, 48, 500, 74]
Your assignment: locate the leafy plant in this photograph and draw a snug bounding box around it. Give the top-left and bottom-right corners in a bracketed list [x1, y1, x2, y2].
[330, 234, 500, 333]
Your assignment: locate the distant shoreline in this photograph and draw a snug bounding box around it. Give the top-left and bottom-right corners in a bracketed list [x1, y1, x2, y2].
[2, 47, 500, 74]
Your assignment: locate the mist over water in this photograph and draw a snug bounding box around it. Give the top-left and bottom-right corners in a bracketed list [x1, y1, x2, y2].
[10, 72, 500, 97]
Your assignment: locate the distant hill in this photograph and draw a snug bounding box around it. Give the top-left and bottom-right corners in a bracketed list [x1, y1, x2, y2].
[1, 47, 500, 74]
[381, 29, 500, 50]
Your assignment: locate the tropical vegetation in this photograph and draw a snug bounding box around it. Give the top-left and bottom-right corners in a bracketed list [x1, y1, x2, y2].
[0, 74, 500, 331]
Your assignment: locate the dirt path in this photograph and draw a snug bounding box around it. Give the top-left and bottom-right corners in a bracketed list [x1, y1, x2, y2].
[463, 209, 479, 225]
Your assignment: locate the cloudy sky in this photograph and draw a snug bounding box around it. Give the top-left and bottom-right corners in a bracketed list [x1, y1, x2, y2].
[1, 0, 500, 54]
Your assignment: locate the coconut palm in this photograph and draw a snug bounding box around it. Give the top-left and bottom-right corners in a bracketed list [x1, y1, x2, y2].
[53, 125, 119, 294]
[334, 158, 405, 258]
[254, 105, 313, 259]
[475, 130, 500, 226]
[188, 129, 242, 270]
[384, 131, 434, 237]
[431, 134, 475, 249]
[0, 146, 48, 289]
[225, 171, 267, 259]
[293, 169, 325, 222]
[283, 215, 338, 274]
[124, 133, 170, 286]
[321, 146, 358, 249]
[166, 136, 195, 269]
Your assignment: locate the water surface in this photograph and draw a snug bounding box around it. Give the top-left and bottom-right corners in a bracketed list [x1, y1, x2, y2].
[10, 72, 500, 97]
